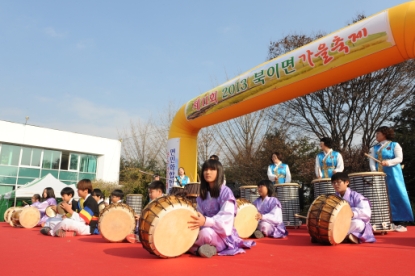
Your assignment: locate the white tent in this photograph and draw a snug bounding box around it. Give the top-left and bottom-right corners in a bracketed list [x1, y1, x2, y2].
[1, 173, 79, 200]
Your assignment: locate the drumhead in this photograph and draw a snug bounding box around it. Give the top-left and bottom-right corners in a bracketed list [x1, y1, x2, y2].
[311, 178, 331, 184]
[19, 207, 41, 228]
[45, 206, 57, 217]
[348, 172, 386, 177]
[234, 200, 258, 238]
[99, 204, 136, 242]
[153, 206, 199, 257]
[330, 200, 352, 244]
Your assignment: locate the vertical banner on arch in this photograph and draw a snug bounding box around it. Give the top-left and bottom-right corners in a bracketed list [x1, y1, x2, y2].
[166, 138, 180, 193]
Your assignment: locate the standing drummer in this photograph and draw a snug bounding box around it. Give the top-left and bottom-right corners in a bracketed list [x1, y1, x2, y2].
[369, 126, 414, 224]
[174, 167, 190, 187]
[267, 152, 291, 184]
[331, 172, 375, 244]
[315, 137, 344, 179]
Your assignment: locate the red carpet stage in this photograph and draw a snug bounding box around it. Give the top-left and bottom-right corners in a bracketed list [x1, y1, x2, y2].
[0, 223, 414, 275]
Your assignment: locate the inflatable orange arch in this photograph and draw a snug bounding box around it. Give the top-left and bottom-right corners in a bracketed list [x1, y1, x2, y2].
[166, 1, 415, 189]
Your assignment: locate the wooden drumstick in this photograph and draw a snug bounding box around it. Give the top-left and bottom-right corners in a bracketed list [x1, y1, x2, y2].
[364, 153, 381, 164]
[295, 214, 307, 219]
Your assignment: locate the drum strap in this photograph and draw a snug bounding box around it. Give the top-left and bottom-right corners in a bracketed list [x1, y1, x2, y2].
[376, 141, 391, 172]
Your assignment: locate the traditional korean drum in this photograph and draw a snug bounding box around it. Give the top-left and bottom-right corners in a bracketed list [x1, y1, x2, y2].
[311, 178, 336, 199]
[45, 205, 67, 217]
[139, 195, 199, 258]
[4, 207, 20, 223]
[184, 182, 200, 206]
[169, 186, 185, 196]
[307, 194, 352, 245]
[234, 198, 258, 238]
[126, 194, 143, 215]
[348, 172, 391, 231]
[275, 184, 301, 227]
[10, 207, 41, 228]
[239, 185, 260, 203]
[98, 203, 136, 242]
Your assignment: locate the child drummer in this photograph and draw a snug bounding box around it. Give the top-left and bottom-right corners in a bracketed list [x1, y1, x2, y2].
[126, 181, 165, 243]
[331, 172, 376, 244]
[253, 180, 288, 239]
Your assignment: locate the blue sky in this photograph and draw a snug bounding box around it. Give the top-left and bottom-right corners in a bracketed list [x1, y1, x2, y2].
[0, 0, 407, 139]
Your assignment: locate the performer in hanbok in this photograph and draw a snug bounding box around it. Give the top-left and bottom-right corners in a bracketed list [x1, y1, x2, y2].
[53, 179, 99, 237]
[24, 194, 41, 208]
[267, 152, 291, 184]
[92, 188, 107, 212]
[33, 187, 57, 226]
[188, 159, 255, 258]
[40, 187, 78, 236]
[110, 189, 124, 204]
[174, 167, 190, 187]
[315, 137, 344, 178]
[369, 126, 414, 222]
[253, 180, 287, 239]
[126, 181, 166, 243]
[331, 172, 375, 244]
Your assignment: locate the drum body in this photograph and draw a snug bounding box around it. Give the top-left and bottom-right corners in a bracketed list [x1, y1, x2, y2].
[126, 194, 143, 216]
[45, 205, 67, 218]
[307, 194, 352, 245]
[184, 183, 200, 206]
[139, 195, 199, 258]
[348, 172, 391, 231]
[311, 178, 336, 199]
[275, 184, 301, 227]
[98, 203, 136, 242]
[169, 186, 185, 196]
[10, 207, 40, 228]
[4, 207, 20, 223]
[234, 199, 258, 238]
[239, 185, 259, 203]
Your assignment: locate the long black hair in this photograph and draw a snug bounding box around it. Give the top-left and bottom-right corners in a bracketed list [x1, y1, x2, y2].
[43, 187, 56, 200]
[200, 159, 224, 200]
[257, 179, 274, 197]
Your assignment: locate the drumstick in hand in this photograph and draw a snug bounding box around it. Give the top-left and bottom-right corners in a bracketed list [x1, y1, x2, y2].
[294, 214, 307, 219]
[364, 153, 381, 164]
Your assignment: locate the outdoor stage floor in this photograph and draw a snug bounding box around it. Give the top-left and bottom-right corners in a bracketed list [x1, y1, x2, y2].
[0, 223, 414, 275]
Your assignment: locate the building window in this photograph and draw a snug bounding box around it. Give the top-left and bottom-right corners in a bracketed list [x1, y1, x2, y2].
[0, 144, 20, 166]
[69, 153, 79, 171]
[42, 150, 61, 170]
[80, 155, 97, 173]
[21, 147, 42, 167]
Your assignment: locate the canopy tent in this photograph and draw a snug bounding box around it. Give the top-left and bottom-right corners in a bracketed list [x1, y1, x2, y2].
[0, 173, 79, 200]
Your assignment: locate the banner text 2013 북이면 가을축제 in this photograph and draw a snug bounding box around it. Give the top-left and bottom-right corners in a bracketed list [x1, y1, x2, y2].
[167, 2, 415, 183]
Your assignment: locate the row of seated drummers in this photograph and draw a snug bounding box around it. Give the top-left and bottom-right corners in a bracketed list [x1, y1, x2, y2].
[20, 164, 373, 259]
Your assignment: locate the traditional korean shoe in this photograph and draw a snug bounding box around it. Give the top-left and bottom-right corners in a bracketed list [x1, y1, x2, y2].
[40, 227, 51, 236]
[55, 229, 77, 238]
[348, 234, 359, 244]
[197, 245, 217, 258]
[254, 230, 264, 239]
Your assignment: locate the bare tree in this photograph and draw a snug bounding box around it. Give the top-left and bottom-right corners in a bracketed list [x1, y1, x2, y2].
[212, 108, 278, 184]
[198, 126, 223, 164]
[119, 101, 178, 172]
[267, 16, 415, 154]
